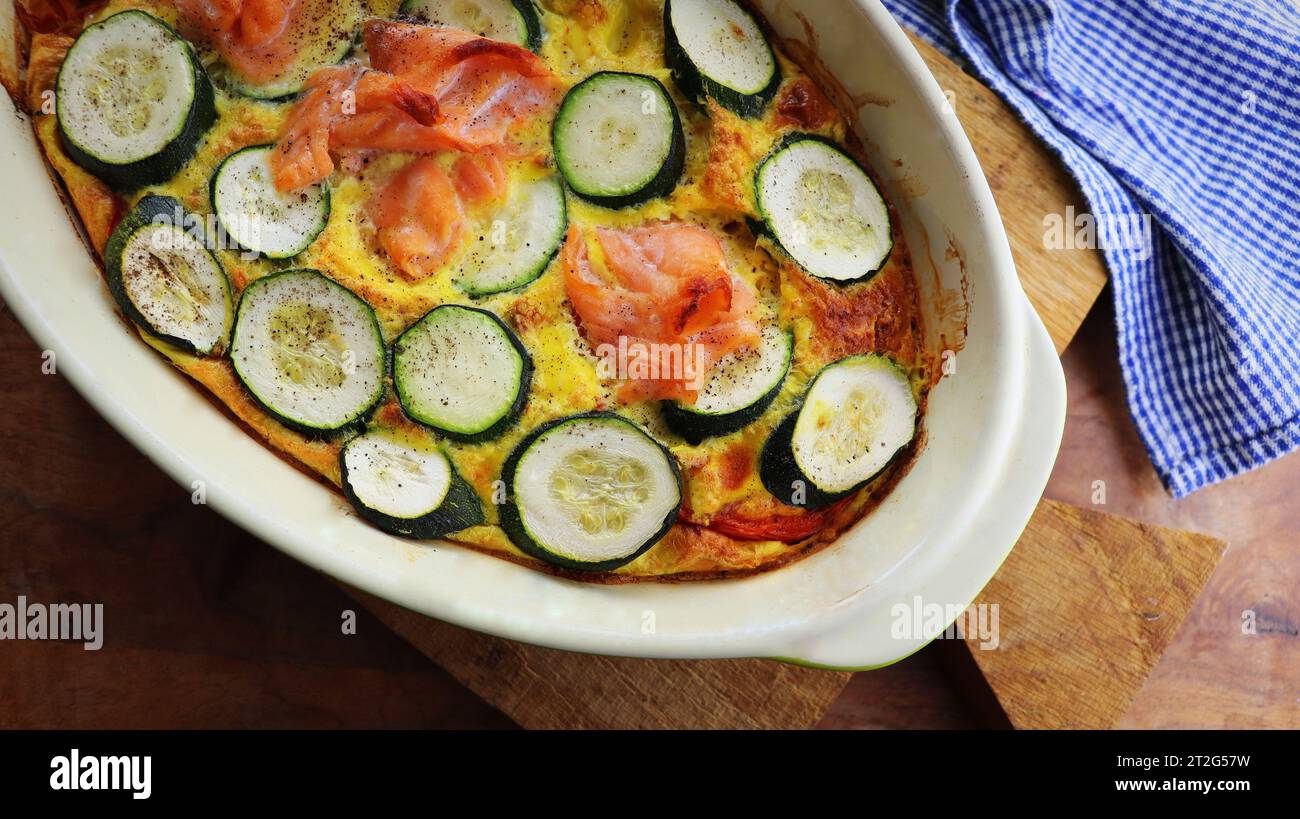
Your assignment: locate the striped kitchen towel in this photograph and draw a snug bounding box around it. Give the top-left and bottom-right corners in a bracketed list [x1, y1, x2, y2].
[882, 0, 1300, 496]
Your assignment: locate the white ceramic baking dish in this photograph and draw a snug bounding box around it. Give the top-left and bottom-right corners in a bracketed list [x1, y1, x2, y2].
[0, 0, 1064, 669]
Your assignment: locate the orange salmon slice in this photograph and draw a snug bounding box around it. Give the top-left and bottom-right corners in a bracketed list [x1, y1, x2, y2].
[367, 154, 509, 281]
[563, 223, 762, 404]
[270, 19, 561, 192]
[368, 157, 466, 282]
[176, 0, 301, 85]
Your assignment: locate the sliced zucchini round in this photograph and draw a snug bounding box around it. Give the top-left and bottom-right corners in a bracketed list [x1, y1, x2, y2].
[501, 413, 683, 572]
[664, 0, 781, 118]
[104, 195, 232, 356]
[340, 430, 486, 539]
[230, 270, 385, 436]
[456, 175, 567, 297]
[393, 305, 532, 442]
[220, 0, 363, 100]
[553, 71, 686, 209]
[211, 145, 330, 260]
[761, 354, 917, 509]
[400, 0, 543, 51]
[56, 10, 216, 191]
[662, 324, 793, 444]
[755, 135, 894, 284]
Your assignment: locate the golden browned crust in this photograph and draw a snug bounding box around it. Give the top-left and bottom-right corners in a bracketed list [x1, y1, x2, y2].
[701, 101, 760, 213]
[34, 115, 124, 256]
[781, 241, 924, 370]
[774, 75, 837, 131]
[23, 31, 69, 111]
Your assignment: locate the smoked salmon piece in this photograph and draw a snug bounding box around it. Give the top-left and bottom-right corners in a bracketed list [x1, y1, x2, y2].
[367, 158, 466, 282]
[451, 154, 509, 207]
[367, 155, 508, 281]
[363, 20, 559, 150]
[563, 223, 762, 403]
[272, 65, 443, 192]
[270, 19, 561, 191]
[176, 0, 300, 85]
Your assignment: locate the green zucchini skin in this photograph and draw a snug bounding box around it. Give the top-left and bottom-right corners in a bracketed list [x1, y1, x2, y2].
[56, 11, 217, 191]
[662, 377, 783, 445]
[754, 133, 895, 286]
[103, 194, 231, 355]
[339, 442, 486, 539]
[663, 0, 782, 119]
[552, 72, 686, 210]
[221, 0, 363, 101]
[456, 176, 568, 298]
[661, 328, 793, 444]
[398, 0, 543, 52]
[392, 305, 533, 444]
[498, 411, 683, 573]
[760, 355, 917, 510]
[209, 144, 332, 260]
[759, 410, 848, 510]
[230, 269, 386, 438]
[224, 43, 354, 103]
[515, 0, 546, 52]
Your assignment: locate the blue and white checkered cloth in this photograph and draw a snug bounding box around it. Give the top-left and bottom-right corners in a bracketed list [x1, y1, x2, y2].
[883, 0, 1300, 496]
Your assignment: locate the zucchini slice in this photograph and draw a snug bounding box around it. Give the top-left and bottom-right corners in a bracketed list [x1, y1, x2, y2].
[104, 195, 232, 356]
[456, 175, 567, 297]
[400, 0, 543, 51]
[56, 10, 216, 191]
[393, 305, 532, 442]
[553, 71, 686, 209]
[662, 324, 793, 444]
[340, 430, 485, 539]
[218, 0, 364, 100]
[755, 135, 894, 284]
[664, 0, 781, 118]
[230, 270, 385, 436]
[501, 413, 683, 572]
[761, 354, 917, 509]
[211, 145, 330, 260]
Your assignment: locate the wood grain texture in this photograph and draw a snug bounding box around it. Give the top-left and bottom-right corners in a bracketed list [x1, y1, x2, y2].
[909, 35, 1110, 352]
[963, 499, 1226, 728]
[347, 586, 848, 730]
[1046, 303, 1300, 729]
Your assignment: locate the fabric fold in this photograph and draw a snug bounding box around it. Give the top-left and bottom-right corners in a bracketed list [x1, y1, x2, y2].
[884, 0, 1300, 495]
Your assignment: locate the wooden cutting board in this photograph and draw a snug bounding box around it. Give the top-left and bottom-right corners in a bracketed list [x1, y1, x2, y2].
[343, 36, 1223, 730]
[961, 502, 1226, 729]
[345, 585, 849, 730]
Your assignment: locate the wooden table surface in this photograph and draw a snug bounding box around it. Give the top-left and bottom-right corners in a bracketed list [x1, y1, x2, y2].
[0, 292, 1295, 729]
